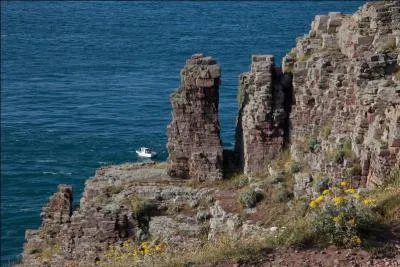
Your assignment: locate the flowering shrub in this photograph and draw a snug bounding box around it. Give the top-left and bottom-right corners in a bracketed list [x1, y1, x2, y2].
[308, 182, 377, 248]
[102, 240, 166, 264]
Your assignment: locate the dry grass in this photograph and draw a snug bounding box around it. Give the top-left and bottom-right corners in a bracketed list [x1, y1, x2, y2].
[373, 169, 400, 223]
[394, 67, 400, 81]
[321, 120, 333, 141]
[298, 54, 311, 62]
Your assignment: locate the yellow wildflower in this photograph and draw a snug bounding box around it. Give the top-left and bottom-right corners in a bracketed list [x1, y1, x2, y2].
[340, 181, 348, 187]
[354, 193, 362, 200]
[350, 235, 362, 246]
[363, 198, 377, 206]
[333, 216, 341, 223]
[141, 241, 151, 249]
[309, 200, 318, 208]
[123, 240, 131, 248]
[345, 188, 356, 194]
[333, 196, 345, 206]
[315, 195, 325, 204]
[155, 243, 165, 252]
[322, 189, 332, 195]
[348, 219, 355, 225]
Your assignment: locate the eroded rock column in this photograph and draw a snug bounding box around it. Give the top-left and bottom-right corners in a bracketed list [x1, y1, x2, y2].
[235, 55, 288, 175]
[167, 54, 223, 181]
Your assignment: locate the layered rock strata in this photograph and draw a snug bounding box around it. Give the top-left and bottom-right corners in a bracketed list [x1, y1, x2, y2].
[22, 163, 270, 266]
[167, 54, 223, 181]
[21, 1, 400, 266]
[282, 0, 400, 192]
[235, 55, 291, 175]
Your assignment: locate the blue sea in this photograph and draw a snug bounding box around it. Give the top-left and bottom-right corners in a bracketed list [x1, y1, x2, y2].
[1, 1, 364, 265]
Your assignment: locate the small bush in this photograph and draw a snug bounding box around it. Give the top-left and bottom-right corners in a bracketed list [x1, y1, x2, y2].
[322, 120, 333, 140]
[342, 138, 354, 158]
[308, 183, 378, 248]
[239, 189, 263, 208]
[314, 177, 331, 193]
[289, 162, 301, 174]
[298, 54, 311, 62]
[383, 168, 400, 187]
[334, 150, 345, 164]
[394, 68, 400, 81]
[196, 210, 211, 221]
[349, 164, 362, 176]
[104, 185, 123, 197]
[333, 139, 356, 164]
[382, 38, 396, 52]
[271, 173, 284, 184]
[129, 196, 157, 218]
[308, 137, 320, 152]
[270, 150, 292, 170]
[274, 188, 292, 203]
[230, 174, 249, 189]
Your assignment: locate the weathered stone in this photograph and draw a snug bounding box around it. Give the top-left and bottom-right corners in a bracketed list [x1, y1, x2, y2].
[167, 54, 223, 181]
[289, 0, 400, 195]
[235, 55, 291, 174]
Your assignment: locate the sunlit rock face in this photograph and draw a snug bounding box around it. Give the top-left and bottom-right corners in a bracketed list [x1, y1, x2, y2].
[235, 55, 290, 175]
[167, 54, 223, 181]
[285, 0, 400, 192]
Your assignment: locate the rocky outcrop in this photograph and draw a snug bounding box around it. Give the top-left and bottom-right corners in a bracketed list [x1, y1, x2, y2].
[235, 55, 292, 175]
[23, 185, 74, 266]
[22, 163, 269, 266]
[167, 54, 223, 181]
[21, 1, 400, 266]
[283, 0, 400, 192]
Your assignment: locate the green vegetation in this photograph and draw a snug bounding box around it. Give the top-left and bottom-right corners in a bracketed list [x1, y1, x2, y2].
[298, 54, 311, 62]
[104, 185, 123, 196]
[239, 188, 263, 208]
[288, 48, 297, 59]
[128, 195, 157, 219]
[307, 137, 320, 152]
[381, 37, 397, 52]
[394, 67, 400, 81]
[274, 186, 292, 203]
[321, 120, 333, 140]
[27, 242, 62, 261]
[289, 161, 301, 174]
[314, 176, 331, 193]
[309, 183, 376, 247]
[284, 64, 294, 74]
[101, 168, 399, 267]
[329, 137, 356, 165]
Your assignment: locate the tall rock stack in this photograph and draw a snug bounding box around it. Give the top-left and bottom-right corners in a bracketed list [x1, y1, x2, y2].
[235, 55, 287, 175]
[167, 54, 223, 181]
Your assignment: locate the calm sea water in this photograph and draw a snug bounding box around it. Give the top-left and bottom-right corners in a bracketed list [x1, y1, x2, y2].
[1, 1, 363, 264]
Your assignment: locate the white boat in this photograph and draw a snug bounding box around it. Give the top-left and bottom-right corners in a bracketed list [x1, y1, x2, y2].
[136, 147, 157, 158]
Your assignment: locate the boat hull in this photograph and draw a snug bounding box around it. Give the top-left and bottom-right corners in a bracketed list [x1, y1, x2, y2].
[136, 151, 157, 158]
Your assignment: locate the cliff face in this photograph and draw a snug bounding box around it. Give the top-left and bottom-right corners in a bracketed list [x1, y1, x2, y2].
[167, 54, 223, 181]
[21, 1, 400, 266]
[235, 55, 292, 175]
[282, 1, 399, 193]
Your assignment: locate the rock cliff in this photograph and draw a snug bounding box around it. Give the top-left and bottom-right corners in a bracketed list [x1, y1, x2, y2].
[281, 0, 400, 195]
[167, 54, 223, 181]
[235, 55, 292, 175]
[21, 1, 400, 266]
